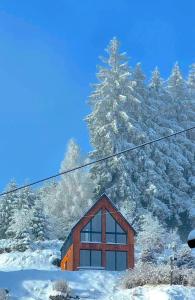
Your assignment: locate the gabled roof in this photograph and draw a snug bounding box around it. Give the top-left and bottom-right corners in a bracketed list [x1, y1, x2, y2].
[60, 193, 136, 255]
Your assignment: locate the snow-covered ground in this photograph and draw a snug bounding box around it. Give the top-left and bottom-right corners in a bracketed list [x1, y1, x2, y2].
[1, 240, 195, 299]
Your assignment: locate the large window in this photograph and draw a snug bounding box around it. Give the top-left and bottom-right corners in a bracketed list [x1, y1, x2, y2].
[106, 251, 127, 271]
[80, 250, 102, 267]
[80, 210, 102, 243]
[106, 211, 127, 244]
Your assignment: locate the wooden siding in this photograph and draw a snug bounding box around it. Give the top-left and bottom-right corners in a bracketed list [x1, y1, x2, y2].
[61, 195, 135, 271]
[72, 196, 134, 270]
[61, 244, 74, 271]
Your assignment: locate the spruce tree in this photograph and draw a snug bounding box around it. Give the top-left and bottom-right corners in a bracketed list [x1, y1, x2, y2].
[86, 38, 147, 221]
[0, 180, 19, 239]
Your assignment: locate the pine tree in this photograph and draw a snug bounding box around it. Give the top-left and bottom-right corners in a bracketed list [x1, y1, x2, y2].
[132, 62, 147, 100]
[0, 180, 19, 239]
[188, 64, 195, 97]
[86, 37, 144, 215]
[6, 186, 35, 249]
[30, 193, 47, 241]
[166, 62, 188, 122]
[8, 208, 32, 251]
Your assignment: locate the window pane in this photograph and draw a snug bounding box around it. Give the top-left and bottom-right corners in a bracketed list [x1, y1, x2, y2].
[106, 233, 115, 243]
[91, 233, 101, 242]
[116, 223, 125, 233]
[91, 250, 102, 267]
[106, 212, 116, 232]
[80, 232, 90, 242]
[91, 210, 102, 231]
[116, 234, 127, 244]
[82, 222, 90, 232]
[116, 251, 127, 271]
[80, 250, 90, 266]
[106, 251, 115, 270]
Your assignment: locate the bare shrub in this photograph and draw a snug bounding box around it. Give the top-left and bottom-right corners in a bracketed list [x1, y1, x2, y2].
[53, 280, 70, 293]
[50, 280, 71, 299]
[122, 262, 195, 289]
[123, 262, 170, 288]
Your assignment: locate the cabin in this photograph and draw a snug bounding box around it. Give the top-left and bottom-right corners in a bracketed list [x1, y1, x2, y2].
[60, 194, 135, 271]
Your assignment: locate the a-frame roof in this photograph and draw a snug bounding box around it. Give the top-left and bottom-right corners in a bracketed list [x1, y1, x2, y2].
[71, 193, 136, 234]
[61, 194, 136, 255]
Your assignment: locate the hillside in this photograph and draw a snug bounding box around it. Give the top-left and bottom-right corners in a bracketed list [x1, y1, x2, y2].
[1, 241, 195, 300]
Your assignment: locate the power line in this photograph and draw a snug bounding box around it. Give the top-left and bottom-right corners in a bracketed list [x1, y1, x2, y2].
[0, 125, 194, 197]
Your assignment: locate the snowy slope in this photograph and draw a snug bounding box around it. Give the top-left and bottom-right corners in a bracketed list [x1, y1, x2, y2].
[1, 241, 195, 299]
[0, 269, 118, 300]
[0, 240, 62, 271]
[108, 285, 195, 300]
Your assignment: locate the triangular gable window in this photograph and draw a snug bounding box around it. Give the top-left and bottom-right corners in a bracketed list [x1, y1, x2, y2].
[80, 210, 102, 243]
[106, 211, 127, 244]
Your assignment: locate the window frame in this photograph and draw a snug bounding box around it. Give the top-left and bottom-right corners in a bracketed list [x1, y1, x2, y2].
[80, 210, 102, 243]
[106, 250, 127, 271]
[105, 210, 127, 244]
[80, 249, 102, 267]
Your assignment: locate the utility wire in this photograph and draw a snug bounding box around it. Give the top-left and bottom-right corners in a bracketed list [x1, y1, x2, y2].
[0, 125, 194, 197]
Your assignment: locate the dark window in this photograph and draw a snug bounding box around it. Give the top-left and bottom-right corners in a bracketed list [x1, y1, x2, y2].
[106, 212, 115, 232]
[80, 250, 90, 266]
[106, 211, 127, 244]
[106, 251, 115, 271]
[106, 233, 115, 243]
[80, 250, 102, 267]
[91, 250, 102, 267]
[106, 251, 127, 271]
[116, 251, 127, 271]
[116, 234, 127, 244]
[80, 210, 102, 243]
[91, 232, 101, 242]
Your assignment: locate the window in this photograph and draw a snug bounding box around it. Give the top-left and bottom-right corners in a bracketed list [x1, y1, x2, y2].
[80, 210, 102, 243]
[80, 250, 102, 267]
[106, 251, 127, 271]
[106, 211, 127, 244]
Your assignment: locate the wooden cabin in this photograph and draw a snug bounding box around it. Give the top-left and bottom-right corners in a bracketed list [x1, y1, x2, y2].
[60, 194, 135, 271]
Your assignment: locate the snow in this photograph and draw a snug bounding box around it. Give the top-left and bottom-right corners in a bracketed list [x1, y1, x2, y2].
[0, 240, 62, 271]
[188, 229, 195, 241]
[0, 269, 118, 300]
[1, 241, 195, 299]
[109, 285, 195, 300]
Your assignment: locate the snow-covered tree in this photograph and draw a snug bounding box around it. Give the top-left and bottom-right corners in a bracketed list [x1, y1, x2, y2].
[0, 180, 19, 239]
[188, 64, 195, 96]
[132, 62, 147, 100]
[137, 212, 168, 258]
[30, 193, 47, 241]
[6, 186, 35, 248]
[41, 140, 93, 239]
[8, 208, 32, 250]
[86, 37, 145, 217]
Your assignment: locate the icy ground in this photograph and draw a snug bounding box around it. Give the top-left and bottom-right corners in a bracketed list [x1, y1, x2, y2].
[1, 240, 195, 299]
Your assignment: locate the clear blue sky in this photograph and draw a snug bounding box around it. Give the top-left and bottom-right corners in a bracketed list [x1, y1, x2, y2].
[0, 0, 195, 191]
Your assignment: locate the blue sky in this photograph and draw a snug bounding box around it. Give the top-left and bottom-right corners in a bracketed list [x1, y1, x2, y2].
[0, 0, 195, 191]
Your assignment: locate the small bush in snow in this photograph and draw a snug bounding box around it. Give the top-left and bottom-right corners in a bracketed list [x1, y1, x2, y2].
[50, 280, 71, 299]
[176, 245, 195, 269]
[123, 262, 171, 288]
[50, 256, 61, 267]
[122, 262, 195, 288]
[0, 289, 9, 300]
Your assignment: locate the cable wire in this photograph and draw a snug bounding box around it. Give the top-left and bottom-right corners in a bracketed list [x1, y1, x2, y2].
[0, 125, 194, 197]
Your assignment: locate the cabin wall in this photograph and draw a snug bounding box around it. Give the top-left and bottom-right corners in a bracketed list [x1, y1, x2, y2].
[72, 196, 134, 270]
[60, 244, 74, 271]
